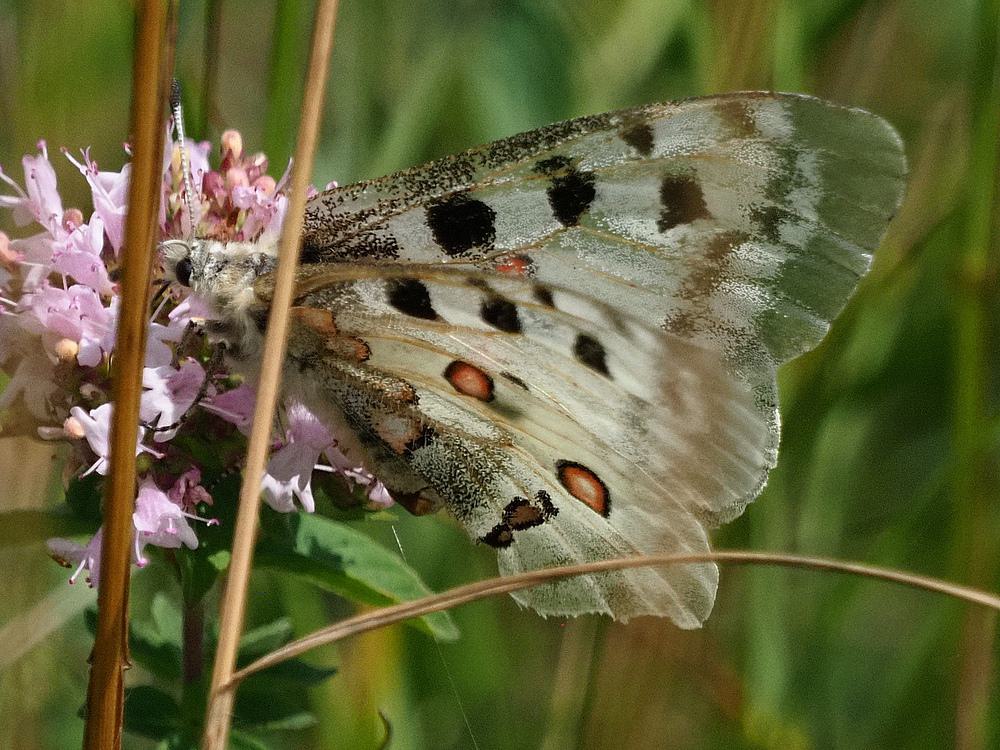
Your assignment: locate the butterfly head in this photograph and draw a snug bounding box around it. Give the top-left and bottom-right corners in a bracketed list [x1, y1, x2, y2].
[160, 238, 207, 289]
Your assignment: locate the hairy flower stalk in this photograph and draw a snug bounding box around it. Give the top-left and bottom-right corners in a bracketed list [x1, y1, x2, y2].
[0, 133, 392, 587]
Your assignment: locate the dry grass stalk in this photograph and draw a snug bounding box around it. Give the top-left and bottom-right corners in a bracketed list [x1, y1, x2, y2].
[82, 2, 175, 748]
[201, 2, 341, 748]
[226, 549, 1000, 689]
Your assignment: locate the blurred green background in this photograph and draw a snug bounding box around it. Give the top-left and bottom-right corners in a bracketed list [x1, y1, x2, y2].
[1, 0, 998, 748]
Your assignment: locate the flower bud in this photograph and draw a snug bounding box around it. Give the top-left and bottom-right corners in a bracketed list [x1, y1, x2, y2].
[62, 208, 85, 231]
[221, 130, 243, 160]
[62, 416, 86, 439]
[202, 170, 225, 198]
[253, 175, 276, 196]
[0, 232, 19, 270]
[54, 338, 80, 362]
[37, 425, 66, 440]
[136, 452, 154, 474]
[225, 167, 249, 189]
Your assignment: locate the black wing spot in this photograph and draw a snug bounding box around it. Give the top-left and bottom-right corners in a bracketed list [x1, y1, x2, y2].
[387, 278, 438, 320]
[620, 122, 654, 157]
[657, 174, 710, 232]
[533, 155, 572, 175]
[482, 525, 515, 548]
[547, 168, 597, 227]
[480, 296, 522, 333]
[479, 491, 558, 548]
[533, 284, 555, 308]
[573, 333, 610, 377]
[426, 193, 496, 257]
[749, 204, 790, 243]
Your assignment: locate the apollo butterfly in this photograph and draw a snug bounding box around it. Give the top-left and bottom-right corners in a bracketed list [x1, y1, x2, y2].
[162, 92, 906, 625]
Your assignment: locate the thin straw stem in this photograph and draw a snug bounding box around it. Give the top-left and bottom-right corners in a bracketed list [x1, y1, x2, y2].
[952, 2, 1000, 746]
[201, 2, 340, 748]
[224, 550, 1000, 689]
[83, 2, 173, 748]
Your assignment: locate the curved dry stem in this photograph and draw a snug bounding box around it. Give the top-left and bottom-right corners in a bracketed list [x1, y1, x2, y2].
[226, 549, 1000, 690]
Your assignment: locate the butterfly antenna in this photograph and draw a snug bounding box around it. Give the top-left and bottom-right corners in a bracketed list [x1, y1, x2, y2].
[170, 78, 198, 242]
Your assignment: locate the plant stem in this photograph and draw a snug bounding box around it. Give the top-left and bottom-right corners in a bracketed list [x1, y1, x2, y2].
[183, 598, 205, 685]
[263, 0, 313, 161]
[82, 2, 174, 748]
[952, 1, 1000, 747]
[201, 2, 341, 747]
[225, 549, 1000, 690]
[196, 0, 222, 138]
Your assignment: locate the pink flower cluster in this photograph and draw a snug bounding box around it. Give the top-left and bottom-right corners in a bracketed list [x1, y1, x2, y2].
[0, 133, 391, 587]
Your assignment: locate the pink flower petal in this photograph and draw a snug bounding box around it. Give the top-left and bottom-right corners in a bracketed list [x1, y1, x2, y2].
[140, 359, 205, 441]
[133, 479, 200, 550]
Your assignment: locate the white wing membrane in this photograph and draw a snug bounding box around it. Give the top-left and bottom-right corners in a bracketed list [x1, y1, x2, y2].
[227, 92, 905, 623]
[274, 267, 767, 623]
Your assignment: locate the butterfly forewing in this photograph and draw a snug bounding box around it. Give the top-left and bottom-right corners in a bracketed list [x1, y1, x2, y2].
[228, 92, 905, 624]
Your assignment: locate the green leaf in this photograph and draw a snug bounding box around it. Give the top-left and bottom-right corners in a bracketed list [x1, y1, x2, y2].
[65, 473, 103, 524]
[157, 732, 199, 750]
[0, 508, 94, 546]
[179, 546, 226, 604]
[258, 513, 459, 641]
[239, 617, 294, 659]
[156, 736, 189, 750]
[245, 657, 337, 686]
[244, 712, 317, 733]
[228, 730, 274, 750]
[176, 473, 239, 603]
[233, 684, 318, 731]
[123, 594, 185, 681]
[129, 618, 182, 681]
[207, 549, 231, 570]
[122, 685, 181, 740]
[0, 582, 93, 670]
[237, 617, 336, 685]
[150, 592, 183, 642]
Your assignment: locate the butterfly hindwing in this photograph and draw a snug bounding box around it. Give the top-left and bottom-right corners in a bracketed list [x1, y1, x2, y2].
[269, 266, 768, 623]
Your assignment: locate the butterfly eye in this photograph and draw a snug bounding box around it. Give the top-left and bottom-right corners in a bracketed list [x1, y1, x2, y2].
[175, 256, 193, 287]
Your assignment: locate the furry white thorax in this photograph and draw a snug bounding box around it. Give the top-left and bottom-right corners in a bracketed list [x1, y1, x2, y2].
[160, 238, 384, 483]
[160, 238, 279, 358]
[162, 239, 277, 307]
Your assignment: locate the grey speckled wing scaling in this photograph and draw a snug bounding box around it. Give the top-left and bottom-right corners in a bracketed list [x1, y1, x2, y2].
[287, 92, 906, 624]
